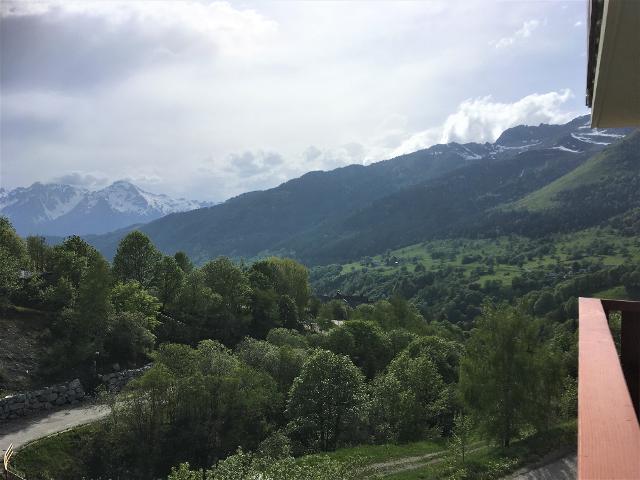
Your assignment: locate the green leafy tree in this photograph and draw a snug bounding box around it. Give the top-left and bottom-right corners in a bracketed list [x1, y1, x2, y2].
[268, 258, 310, 318]
[26, 235, 50, 271]
[173, 269, 224, 342]
[340, 321, 392, 378]
[370, 351, 447, 442]
[106, 281, 161, 364]
[286, 349, 367, 452]
[106, 341, 279, 477]
[278, 294, 300, 330]
[112, 231, 162, 287]
[533, 291, 556, 316]
[324, 328, 355, 357]
[104, 311, 157, 365]
[266, 328, 308, 349]
[235, 338, 305, 394]
[154, 255, 184, 309]
[111, 281, 161, 328]
[445, 413, 473, 479]
[249, 285, 279, 338]
[460, 303, 540, 447]
[75, 252, 113, 349]
[174, 251, 194, 273]
[404, 336, 462, 384]
[0, 218, 27, 307]
[201, 257, 252, 343]
[0, 217, 27, 259]
[168, 452, 361, 480]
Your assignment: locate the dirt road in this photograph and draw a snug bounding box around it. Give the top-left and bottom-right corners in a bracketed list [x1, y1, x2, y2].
[0, 403, 109, 452]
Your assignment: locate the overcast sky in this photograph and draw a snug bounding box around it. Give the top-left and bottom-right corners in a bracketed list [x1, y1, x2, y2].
[1, 0, 589, 202]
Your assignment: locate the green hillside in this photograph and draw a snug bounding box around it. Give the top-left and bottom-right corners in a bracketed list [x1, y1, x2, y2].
[513, 131, 640, 211]
[81, 117, 630, 266]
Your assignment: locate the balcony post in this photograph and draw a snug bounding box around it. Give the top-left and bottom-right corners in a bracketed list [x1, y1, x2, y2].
[621, 310, 640, 418]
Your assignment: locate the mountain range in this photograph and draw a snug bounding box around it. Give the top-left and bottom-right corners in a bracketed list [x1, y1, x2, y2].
[81, 115, 637, 265]
[0, 180, 211, 236]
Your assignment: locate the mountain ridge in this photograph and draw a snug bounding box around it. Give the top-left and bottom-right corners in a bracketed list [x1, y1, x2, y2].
[78, 115, 635, 265]
[0, 180, 212, 237]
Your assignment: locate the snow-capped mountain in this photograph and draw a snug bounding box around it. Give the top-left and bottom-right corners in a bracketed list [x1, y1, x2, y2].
[0, 180, 213, 236]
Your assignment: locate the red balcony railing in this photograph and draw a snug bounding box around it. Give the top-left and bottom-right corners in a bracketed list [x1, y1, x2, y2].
[578, 298, 640, 479]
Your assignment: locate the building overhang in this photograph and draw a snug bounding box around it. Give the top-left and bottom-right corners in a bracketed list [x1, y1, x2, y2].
[586, 0, 640, 128]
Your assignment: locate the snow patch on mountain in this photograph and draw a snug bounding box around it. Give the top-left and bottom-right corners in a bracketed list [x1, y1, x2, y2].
[0, 180, 212, 236]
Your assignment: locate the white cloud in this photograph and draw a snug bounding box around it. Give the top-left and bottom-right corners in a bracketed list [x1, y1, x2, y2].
[1, 1, 278, 58]
[51, 172, 108, 188]
[1, 1, 591, 201]
[388, 90, 577, 156]
[493, 19, 540, 48]
[574, 20, 583, 27]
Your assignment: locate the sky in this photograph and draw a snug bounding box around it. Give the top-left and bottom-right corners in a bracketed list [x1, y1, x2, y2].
[1, 0, 590, 202]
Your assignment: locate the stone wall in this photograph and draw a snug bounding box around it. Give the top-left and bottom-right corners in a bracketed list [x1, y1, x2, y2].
[0, 378, 85, 421]
[98, 364, 152, 392]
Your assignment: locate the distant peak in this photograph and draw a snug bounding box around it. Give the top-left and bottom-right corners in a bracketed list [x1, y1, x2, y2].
[108, 180, 136, 188]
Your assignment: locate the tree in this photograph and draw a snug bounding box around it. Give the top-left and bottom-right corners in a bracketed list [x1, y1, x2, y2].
[201, 257, 251, 314]
[324, 328, 355, 357]
[404, 336, 462, 384]
[104, 311, 157, 365]
[0, 218, 28, 307]
[287, 350, 366, 452]
[278, 294, 300, 330]
[106, 342, 279, 476]
[459, 303, 541, 447]
[113, 231, 162, 287]
[445, 413, 473, 479]
[269, 258, 310, 318]
[111, 281, 161, 329]
[370, 351, 447, 442]
[168, 452, 361, 480]
[201, 258, 252, 343]
[0, 217, 27, 259]
[75, 252, 113, 350]
[174, 251, 194, 273]
[339, 321, 392, 378]
[266, 328, 308, 349]
[253, 258, 310, 318]
[154, 256, 184, 309]
[249, 285, 279, 338]
[235, 338, 305, 394]
[173, 269, 224, 342]
[533, 291, 556, 316]
[26, 235, 50, 271]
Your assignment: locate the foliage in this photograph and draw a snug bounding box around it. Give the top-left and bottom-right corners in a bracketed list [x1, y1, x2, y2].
[0, 217, 28, 307]
[370, 351, 448, 442]
[168, 450, 362, 480]
[286, 349, 367, 453]
[460, 303, 564, 447]
[112, 231, 162, 287]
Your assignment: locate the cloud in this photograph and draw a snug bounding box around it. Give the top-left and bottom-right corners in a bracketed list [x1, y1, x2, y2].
[493, 19, 540, 48]
[0, 1, 278, 91]
[51, 172, 108, 188]
[227, 151, 284, 178]
[0, 1, 590, 201]
[389, 89, 576, 156]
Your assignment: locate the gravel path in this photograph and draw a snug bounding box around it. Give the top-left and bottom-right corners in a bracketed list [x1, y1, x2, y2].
[368, 443, 486, 476]
[0, 403, 109, 452]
